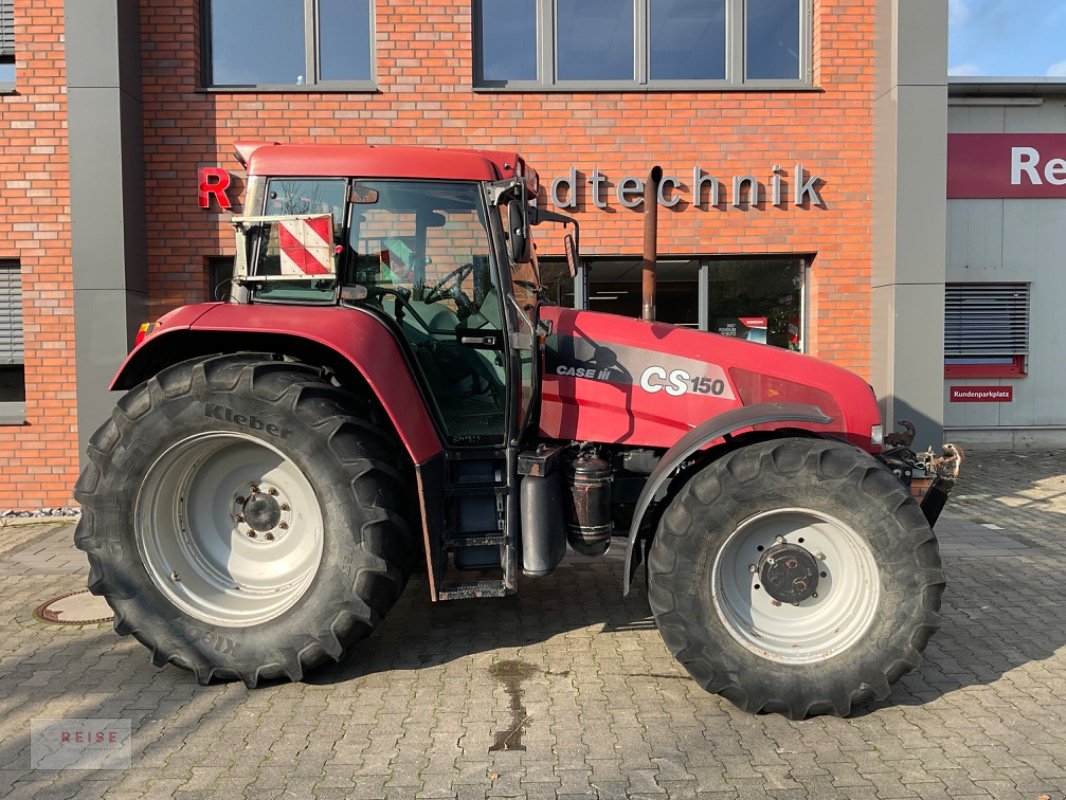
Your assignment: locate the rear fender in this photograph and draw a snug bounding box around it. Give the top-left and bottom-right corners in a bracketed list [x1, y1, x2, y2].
[622, 402, 832, 595]
[111, 303, 443, 465]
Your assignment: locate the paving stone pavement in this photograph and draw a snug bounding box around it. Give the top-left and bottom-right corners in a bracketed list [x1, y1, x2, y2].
[1, 449, 1065, 799]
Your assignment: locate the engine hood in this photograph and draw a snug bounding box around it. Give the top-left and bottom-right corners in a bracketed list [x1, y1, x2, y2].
[538, 307, 882, 452]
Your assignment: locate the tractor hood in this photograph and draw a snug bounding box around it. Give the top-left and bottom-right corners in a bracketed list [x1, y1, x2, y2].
[537, 307, 882, 452]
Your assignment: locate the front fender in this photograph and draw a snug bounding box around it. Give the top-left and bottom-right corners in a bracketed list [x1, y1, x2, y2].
[622, 402, 833, 595]
[111, 303, 443, 466]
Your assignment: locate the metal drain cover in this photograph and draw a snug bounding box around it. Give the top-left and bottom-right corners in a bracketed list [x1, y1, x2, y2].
[35, 591, 113, 625]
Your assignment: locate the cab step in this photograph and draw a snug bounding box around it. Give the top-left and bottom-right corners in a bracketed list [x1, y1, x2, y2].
[442, 531, 505, 547]
[438, 579, 509, 600]
[444, 483, 509, 497]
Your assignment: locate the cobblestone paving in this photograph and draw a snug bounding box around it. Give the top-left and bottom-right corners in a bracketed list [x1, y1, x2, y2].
[1, 450, 1065, 799]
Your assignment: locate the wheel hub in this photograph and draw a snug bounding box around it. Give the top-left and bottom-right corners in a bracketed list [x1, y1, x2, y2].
[242, 493, 281, 532]
[232, 482, 292, 542]
[758, 543, 819, 604]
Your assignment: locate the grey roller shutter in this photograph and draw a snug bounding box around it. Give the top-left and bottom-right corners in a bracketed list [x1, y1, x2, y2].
[0, 262, 23, 365]
[944, 282, 1030, 357]
[0, 0, 13, 58]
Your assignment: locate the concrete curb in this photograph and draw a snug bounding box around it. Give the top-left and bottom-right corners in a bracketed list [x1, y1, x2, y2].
[0, 516, 80, 529]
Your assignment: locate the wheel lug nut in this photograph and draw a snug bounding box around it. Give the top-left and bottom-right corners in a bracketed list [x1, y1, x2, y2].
[749, 564, 757, 573]
[250, 485, 260, 494]
[170, 571, 180, 582]
[775, 536, 786, 544]
[280, 503, 290, 512]
[236, 496, 246, 504]
[278, 522, 289, 530]
[248, 531, 257, 539]
[268, 487, 279, 496]
[265, 532, 275, 541]
[235, 515, 244, 523]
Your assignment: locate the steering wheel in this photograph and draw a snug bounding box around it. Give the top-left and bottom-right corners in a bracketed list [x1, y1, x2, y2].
[423, 262, 477, 316]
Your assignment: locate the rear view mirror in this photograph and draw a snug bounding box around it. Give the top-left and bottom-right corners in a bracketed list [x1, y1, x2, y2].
[564, 234, 578, 278]
[508, 202, 531, 264]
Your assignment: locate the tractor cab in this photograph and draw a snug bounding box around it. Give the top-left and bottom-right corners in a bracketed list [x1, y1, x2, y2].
[227, 149, 577, 598]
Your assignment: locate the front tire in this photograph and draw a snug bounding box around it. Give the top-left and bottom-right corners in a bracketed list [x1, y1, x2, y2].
[647, 437, 944, 719]
[74, 354, 417, 687]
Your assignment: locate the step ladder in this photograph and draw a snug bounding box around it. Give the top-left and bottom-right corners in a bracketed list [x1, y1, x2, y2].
[434, 450, 517, 601]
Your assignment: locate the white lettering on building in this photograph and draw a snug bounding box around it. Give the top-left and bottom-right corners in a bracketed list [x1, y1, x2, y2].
[549, 165, 824, 210]
[1010, 146, 1066, 186]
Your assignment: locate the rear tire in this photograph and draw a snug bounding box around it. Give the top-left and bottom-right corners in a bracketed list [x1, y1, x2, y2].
[647, 437, 944, 719]
[74, 354, 417, 687]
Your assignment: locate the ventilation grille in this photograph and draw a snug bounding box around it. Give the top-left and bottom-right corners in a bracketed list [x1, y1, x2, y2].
[0, 261, 23, 365]
[0, 1, 13, 58]
[945, 282, 1029, 357]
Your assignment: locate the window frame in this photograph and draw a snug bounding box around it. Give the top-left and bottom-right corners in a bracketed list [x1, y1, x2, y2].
[202, 0, 377, 92]
[206, 255, 235, 301]
[0, 259, 25, 425]
[943, 282, 1030, 379]
[0, 0, 15, 93]
[473, 0, 813, 91]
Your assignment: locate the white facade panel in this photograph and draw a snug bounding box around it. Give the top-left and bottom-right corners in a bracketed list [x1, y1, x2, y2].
[946, 90, 1066, 442]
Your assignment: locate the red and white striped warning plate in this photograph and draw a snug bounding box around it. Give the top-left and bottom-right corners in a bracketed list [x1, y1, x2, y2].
[277, 214, 334, 276]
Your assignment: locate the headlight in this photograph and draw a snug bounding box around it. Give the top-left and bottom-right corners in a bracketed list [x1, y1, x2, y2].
[870, 423, 884, 446]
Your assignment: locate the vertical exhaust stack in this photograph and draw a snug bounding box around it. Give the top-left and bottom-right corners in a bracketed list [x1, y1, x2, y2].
[642, 166, 663, 322]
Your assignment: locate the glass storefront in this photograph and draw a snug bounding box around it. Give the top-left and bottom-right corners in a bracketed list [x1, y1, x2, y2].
[540, 255, 807, 351]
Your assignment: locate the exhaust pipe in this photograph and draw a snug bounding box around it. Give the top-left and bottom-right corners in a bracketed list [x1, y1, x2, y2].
[642, 166, 663, 322]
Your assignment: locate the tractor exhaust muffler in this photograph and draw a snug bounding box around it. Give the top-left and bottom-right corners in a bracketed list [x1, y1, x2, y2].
[642, 166, 663, 323]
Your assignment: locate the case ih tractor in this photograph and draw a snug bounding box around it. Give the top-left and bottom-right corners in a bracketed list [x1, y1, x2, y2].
[74, 143, 961, 719]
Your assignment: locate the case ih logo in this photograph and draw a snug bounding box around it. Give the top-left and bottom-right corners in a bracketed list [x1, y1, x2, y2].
[948, 134, 1066, 199]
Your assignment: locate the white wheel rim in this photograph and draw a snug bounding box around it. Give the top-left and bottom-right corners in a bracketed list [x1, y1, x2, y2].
[711, 508, 880, 664]
[135, 432, 324, 627]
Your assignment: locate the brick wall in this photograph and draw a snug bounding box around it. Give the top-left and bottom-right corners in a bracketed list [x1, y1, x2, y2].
[0, 0, 74, 508]
[141, 0, 875, 378]
[0, 0, 877, 508]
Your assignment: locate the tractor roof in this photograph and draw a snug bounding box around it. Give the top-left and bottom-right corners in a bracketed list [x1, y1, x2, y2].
[234, 142, 536, 190]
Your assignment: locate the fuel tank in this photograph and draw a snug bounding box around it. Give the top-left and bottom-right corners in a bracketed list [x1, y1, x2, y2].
[538, 307, 881, 452]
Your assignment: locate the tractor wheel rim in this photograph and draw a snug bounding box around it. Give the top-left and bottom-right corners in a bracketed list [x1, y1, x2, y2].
[135, 432, 324, 628]
[711, 508, 880, 664]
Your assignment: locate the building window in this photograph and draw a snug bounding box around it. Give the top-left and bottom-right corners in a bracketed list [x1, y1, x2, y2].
[0, 0, 15, 91]
[207, 256, 235, 301]
[569, 255, 805, 349]
[204, 0, 374, 89]
[944, 282, 1030, 378]
[705, 257, 805, 350]
[0, 260, 25, 424]
[474, 0, 809, 89]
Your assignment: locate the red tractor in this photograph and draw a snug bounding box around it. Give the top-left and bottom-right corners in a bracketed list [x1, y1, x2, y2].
[75, 143, 960, 719]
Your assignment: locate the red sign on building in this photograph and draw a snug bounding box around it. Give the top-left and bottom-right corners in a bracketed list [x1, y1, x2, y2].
[949, 385, 1014, 403]
[948, 134, 1066, 199]
[198, 167, 232, 209]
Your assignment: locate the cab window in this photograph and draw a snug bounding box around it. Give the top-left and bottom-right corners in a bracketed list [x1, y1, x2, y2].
[254, 178, 347, 302]
[347, 180, 507, 445]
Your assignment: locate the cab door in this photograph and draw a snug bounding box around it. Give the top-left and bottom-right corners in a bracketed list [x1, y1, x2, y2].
[346, 179, 510, 449]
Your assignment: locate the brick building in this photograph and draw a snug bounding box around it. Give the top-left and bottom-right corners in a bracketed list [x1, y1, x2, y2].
[0, 0, 948, 509]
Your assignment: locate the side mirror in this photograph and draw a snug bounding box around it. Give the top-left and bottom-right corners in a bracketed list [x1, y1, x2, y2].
[563, 233, 578, 278]
[507, 201, 531, 264]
